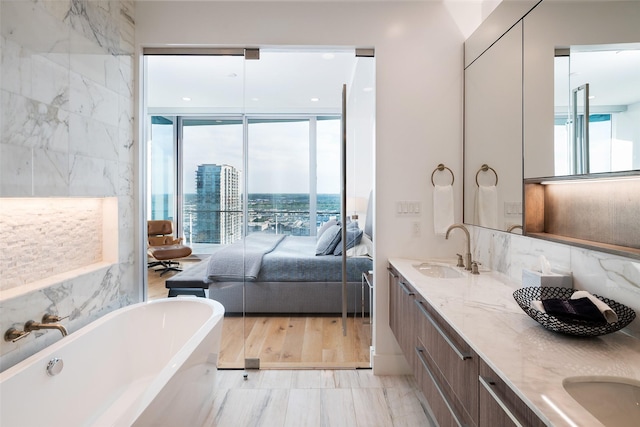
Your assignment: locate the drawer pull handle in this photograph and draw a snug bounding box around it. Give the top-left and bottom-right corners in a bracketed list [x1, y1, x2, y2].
[415, 300, 471, 361]
[416, 347, 468, 427]
[387, 267, 399, 278]
[399, 281, 415, 296]
[479, 376, 524, 427]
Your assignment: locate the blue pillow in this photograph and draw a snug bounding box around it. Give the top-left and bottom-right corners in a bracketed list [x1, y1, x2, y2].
[333, 227, 363, 255]
[318, 219, 339, 239]
[315, 224, 342, 255]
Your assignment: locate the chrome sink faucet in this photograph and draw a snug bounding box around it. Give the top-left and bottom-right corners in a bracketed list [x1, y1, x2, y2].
[445, 223, 472, 271]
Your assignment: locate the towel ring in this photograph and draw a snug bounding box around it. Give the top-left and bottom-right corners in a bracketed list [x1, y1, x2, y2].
[431, 163, 454, 186]
[475, 164, 498, 187]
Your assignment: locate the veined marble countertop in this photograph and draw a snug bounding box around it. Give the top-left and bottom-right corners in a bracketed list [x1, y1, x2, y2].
[389, 258, 640, 427]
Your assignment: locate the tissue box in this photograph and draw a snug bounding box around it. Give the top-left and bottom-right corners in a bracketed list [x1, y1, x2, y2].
[522, 269, 573, 289]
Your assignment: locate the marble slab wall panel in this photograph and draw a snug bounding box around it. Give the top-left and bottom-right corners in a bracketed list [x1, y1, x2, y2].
[0, 0, 135, 371]
[472, 226, 640, 339]
[0, 263, 129, 372]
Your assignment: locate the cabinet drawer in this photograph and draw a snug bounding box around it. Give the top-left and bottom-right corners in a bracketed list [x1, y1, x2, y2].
[415, 341, 476, 427]
[388, 266, 417, 369]
[416, 297, 479, 422]
[478, 359, 546, 427]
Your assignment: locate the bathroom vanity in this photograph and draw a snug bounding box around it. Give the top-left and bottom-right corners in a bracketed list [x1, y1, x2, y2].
[388, 258, 640, 427]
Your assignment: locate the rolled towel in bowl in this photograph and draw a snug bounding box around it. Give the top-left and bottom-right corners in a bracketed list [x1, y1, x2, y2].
[541, 297, 607, 325]
[570, 290, 618, 324]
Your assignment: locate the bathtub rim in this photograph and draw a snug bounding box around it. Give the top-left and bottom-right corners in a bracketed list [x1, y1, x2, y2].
[0, 296, 225, 391]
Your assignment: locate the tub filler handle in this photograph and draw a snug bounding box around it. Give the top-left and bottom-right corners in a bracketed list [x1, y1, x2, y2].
[4, 328, 31, 342]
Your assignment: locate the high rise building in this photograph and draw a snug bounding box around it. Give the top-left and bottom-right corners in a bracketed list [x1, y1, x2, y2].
[195, 164, 241, 244]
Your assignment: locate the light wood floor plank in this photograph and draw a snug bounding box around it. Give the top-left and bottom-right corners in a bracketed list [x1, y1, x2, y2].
[260, 317, 291, 363]
[148, 263, 371, 369]
[301, 317, 324, 363]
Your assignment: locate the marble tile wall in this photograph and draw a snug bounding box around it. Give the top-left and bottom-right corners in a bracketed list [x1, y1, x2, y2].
[0, 0, 136, 372]
[472, 226, 640, 339]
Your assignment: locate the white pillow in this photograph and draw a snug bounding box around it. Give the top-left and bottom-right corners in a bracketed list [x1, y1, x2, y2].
[346, 233, 373, 258]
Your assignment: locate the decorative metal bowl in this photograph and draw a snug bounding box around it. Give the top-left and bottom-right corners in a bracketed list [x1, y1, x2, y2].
[512, 287, 636, 337]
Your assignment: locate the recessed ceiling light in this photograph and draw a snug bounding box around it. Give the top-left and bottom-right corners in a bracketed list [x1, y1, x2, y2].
[310, 97, 320, 102]
[322, 53, 335, 60]
[182, 97, 191, 101]
[588, 95, 596, 99]
[363, 87, 373, 92]
[251, 97, 259, 102]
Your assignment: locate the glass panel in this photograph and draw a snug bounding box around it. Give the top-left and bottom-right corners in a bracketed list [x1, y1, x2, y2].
[182, 119, 244, 253]
[317, 118, 342, 233]
[148, 116, 176, 221]
[144, 49, 375, 370]
[247, 119, 311, 236]
[241, 50, 375, 369]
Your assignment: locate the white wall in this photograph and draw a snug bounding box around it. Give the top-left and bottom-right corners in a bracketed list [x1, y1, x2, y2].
[135, 1, 466, 374]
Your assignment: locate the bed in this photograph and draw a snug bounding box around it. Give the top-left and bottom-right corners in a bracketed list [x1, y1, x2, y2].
[165, 221, 373, 315]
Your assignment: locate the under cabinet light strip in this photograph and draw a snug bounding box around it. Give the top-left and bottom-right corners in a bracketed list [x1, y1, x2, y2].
[540, 176, 640, 185]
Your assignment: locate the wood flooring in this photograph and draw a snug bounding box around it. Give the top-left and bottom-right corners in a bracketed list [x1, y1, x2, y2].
[147, 259, 372, 369]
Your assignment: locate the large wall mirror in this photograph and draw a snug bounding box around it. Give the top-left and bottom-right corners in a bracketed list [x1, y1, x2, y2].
[464, 0, 640, 232]
[554, 43, 640, 177]
[464, 20, 523, 233]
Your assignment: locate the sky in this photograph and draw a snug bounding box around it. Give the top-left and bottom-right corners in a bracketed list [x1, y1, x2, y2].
[152, 118, 341, 195]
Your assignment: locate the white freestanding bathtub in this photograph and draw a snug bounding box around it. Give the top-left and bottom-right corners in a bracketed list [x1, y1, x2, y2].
[0, 297, 224, 427]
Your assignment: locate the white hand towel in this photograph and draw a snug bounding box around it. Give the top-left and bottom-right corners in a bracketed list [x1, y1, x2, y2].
[570, 290, 618, 324]
[433, 184, 454, 236]
[476, 184, 498, 229]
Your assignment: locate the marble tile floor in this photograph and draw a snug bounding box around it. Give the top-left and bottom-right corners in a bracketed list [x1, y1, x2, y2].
[204, 369, 435, 427]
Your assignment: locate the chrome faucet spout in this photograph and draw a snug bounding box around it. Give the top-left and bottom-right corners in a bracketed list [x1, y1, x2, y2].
[24, 320, 68, 337]
[445, 223, 472, 271]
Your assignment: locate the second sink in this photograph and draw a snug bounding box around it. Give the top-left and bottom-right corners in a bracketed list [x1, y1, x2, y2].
[563, 376, 640, 427]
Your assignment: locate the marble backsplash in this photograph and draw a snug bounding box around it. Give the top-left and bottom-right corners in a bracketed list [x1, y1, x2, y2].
[472, 226, 640, 339]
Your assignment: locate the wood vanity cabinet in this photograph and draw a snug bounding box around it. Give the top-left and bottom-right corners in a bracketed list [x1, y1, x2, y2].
[388, 263, 547, 427]
[415, 294, 479, 427]
[478, 359, 546, 427]
[388, 265, 478, 427]
[388, 265, 417, 370]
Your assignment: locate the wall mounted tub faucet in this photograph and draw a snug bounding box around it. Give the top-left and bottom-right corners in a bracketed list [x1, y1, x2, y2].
[446, 223, 472, 271]
[24, 314, 68, 338]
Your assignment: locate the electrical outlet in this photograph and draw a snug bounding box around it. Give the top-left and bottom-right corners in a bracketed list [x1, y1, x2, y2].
[412, 221, 421, 237]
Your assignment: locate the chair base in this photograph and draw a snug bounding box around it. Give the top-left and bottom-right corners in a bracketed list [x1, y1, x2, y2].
[151, 260, 183, 276]
[148, 260, 179, 269]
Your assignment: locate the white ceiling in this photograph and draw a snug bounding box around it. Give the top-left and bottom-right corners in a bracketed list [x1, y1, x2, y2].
[146, 49, 366, 115]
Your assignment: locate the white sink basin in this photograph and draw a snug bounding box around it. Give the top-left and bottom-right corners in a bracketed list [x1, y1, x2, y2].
[413, 262, 464, 278]
[563, 376, 640, 427]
